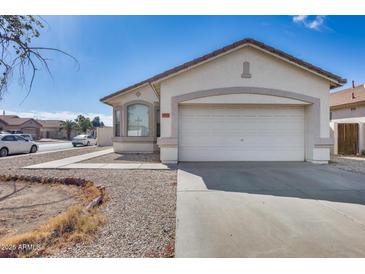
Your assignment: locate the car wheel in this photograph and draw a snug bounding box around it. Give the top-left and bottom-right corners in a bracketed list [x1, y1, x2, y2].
[73, 144, 77, 147]
[87, 141, 90, 146]
[0, 147, 8, 157]
[30, 145, 38, 153]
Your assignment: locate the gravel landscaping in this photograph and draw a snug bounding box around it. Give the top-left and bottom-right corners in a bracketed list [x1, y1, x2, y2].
[0, 147, 177, 257]
[330, 155, 365, 175]
[2, 146, 364, 257]
[81, 152, 160, 164]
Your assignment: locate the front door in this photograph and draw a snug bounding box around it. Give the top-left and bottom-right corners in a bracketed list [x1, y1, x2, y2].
[338, 123, 358, 155]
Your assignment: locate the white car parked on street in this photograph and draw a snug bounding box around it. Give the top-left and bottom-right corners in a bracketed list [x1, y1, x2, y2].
[0, 134, 38, 157]
[72, 134, 97, 147]
[14, 133, 34, 141]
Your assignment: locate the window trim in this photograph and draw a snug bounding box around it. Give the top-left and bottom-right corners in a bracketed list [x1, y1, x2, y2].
[113, 106, 122, 137]
[123, 100, 154, 138]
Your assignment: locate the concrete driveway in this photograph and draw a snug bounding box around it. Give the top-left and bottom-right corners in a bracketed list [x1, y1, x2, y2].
[176, 162, 365, 257]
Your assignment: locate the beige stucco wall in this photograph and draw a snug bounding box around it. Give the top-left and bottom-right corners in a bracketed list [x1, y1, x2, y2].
[108, 85, 158, 106]
[107, 45, 335, 162]
[158, 45, 332, 163]
[181, 93, 311, 105]
[40, 127, 62, 139]
[113, 141, 155, 153]
[97, 127, 113, 147]
[331, 104, 365, 120]
[0, 120, 6, 130]
[40, 127, 79, 139]
[160, 46, 330, 138]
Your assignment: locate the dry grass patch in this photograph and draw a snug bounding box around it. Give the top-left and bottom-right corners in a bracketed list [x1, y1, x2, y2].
[0, 175, 105, 257]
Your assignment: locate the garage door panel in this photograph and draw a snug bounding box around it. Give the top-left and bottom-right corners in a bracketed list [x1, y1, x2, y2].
[179, 105, 304, 161]
[179, 148, 304, 161]
[180, 135, 303, 146]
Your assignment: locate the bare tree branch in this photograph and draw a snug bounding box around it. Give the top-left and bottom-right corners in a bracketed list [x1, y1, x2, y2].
[0, 15, 79, 102]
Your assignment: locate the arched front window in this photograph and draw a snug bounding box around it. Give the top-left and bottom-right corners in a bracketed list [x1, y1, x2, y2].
[127, 104, 150, 136]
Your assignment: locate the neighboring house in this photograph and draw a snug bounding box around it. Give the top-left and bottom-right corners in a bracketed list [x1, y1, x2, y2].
[37, 120, 80, 139]
[0, 115, 43, 140]
[101, 38, 346, 164]
[38, 120, 64, 139]
[330, 83, 365, 155]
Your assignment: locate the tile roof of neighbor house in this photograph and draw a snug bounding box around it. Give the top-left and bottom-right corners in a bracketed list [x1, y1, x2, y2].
[100, 38, 347, 102]
[0, 115, 43, 127]
[330, 84, 365, 108]
[37, 120, 63, 128]
[1, 115, 18, 119]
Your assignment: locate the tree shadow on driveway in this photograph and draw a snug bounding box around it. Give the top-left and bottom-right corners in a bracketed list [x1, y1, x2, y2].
[178, 162, 365, 206]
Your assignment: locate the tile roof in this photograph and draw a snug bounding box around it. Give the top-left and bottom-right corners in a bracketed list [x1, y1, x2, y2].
[0, 115, 42, 127]
[101, 38, 346, 103]
[330, 84, 365, 108]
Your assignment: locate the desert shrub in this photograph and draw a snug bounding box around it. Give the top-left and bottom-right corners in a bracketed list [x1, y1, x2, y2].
[1, 206, 104, 257]
[0, 176, 105, 258]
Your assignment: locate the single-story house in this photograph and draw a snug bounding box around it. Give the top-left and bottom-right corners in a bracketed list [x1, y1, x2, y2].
[330, 82, 365, 155]
[37, 119, 79, 139]
[100, 38, 346, 164]
[0, 115, 43, 140]
[38, 120, 64, 139]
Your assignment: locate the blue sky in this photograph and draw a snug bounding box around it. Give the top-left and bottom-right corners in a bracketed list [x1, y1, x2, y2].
[1, 16, 364, 125]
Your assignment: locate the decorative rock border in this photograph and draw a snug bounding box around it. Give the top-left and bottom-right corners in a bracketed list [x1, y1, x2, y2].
[0, 174, 106, 204]
[0, 174, 89, 187]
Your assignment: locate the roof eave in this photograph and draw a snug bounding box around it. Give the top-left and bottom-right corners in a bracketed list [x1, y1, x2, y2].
[0, 118, 9, 126]
[100, 38, 347, 103]
[330, 100, 365, 110]
[100, 82, 150, 104]
[330, 79, 347, 89]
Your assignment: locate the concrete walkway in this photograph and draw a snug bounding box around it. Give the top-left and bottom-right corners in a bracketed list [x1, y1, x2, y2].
[0, 144, 100, 160]
[23, 148, 170, 170]
[176, 162, 365, 257]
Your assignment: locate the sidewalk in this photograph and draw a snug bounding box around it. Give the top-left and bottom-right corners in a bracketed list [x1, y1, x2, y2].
[23, 148, 113, 169]
[23, 148, 171, 170]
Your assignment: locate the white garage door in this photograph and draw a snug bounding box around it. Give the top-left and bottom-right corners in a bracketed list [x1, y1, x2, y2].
[178, 105, 305, 161]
